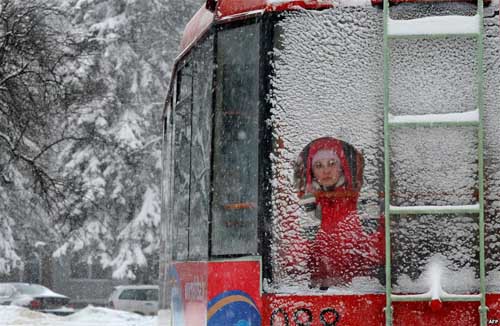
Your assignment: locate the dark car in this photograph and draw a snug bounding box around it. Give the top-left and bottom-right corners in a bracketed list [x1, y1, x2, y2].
[0, 283, 74, 315]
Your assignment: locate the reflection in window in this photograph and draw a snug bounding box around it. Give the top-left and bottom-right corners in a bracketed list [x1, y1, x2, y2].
[188, 36, 213, 260]
[171, 35, 214, 261]
[172, 63, 192, 261]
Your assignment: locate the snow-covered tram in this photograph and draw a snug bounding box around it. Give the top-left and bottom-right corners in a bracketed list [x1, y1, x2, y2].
[160, 0, 500, 325]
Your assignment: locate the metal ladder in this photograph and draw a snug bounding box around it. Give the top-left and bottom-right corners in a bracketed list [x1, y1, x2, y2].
[382, 0, 487, 325]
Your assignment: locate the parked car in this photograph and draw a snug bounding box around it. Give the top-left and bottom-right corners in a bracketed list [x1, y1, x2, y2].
[107, 285, 158, 315]
[0, 282, 74, 315]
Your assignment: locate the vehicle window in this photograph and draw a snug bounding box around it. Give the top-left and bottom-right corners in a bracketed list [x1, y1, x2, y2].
[118, 289, 136, 300]
[211, 22, 261, 256]
[188, 35, 214, 260]
[172, 63, 192, 261]
[171, 34, 214, 261]
[145, 289, 158, 301]
[268, 10, 389, 291]
[134, 289, 147, 301]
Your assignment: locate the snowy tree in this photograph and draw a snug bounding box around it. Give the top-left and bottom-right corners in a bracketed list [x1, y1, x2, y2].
[54, 0, 202, 280]
[0, 0, 203, 280]
[0, 0, 90, 275]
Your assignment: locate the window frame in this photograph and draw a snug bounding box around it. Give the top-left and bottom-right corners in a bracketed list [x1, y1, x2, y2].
[166, 14, 274, 264]
[171, 58, 193, 261]
[209, 17, 264, 258]
[170, 31, 216, 262]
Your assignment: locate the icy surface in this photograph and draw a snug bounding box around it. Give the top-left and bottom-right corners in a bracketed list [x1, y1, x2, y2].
[269, 3, 500, 293]
[270, 6, 386, 291]
[391, 127, 478, 206]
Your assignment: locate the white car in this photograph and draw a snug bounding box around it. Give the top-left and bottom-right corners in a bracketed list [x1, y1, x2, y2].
[0, 283, 74, 315]
[107, 285, 158, 315]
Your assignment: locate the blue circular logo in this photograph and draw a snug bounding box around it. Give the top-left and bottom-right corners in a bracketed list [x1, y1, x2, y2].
[207, 290, 261, 326]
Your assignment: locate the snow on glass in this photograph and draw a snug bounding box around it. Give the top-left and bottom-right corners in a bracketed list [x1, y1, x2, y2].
[268, 3, 500, 295]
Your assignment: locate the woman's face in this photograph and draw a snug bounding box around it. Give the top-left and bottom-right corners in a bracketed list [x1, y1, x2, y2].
[312, 158, 342, 187]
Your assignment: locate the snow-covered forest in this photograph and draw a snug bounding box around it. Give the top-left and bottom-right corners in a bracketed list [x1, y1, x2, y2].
[0, 0, 201, 280]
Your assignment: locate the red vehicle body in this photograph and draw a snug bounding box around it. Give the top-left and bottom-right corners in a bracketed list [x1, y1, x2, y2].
[160, 0, 500, 325]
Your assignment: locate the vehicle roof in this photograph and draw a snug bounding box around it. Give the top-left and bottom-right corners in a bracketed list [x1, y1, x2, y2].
[216, 0, 335, 18]
[168, 0, 492, 117]
[179, 0, 492, 54]
[180, 0, 335, 53]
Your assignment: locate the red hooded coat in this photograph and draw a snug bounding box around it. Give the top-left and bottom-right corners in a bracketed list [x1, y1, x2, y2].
[299, 138, 384, 286]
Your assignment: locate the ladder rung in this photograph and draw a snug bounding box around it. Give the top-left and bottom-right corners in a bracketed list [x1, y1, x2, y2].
[388, 110, 479, 127]
[389, 204, 480, 215]
[387, 14, 480, 38]
[392, 293, 481, 302]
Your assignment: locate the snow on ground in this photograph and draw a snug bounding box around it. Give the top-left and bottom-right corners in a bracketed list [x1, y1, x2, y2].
[0, 306, 157, 326]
